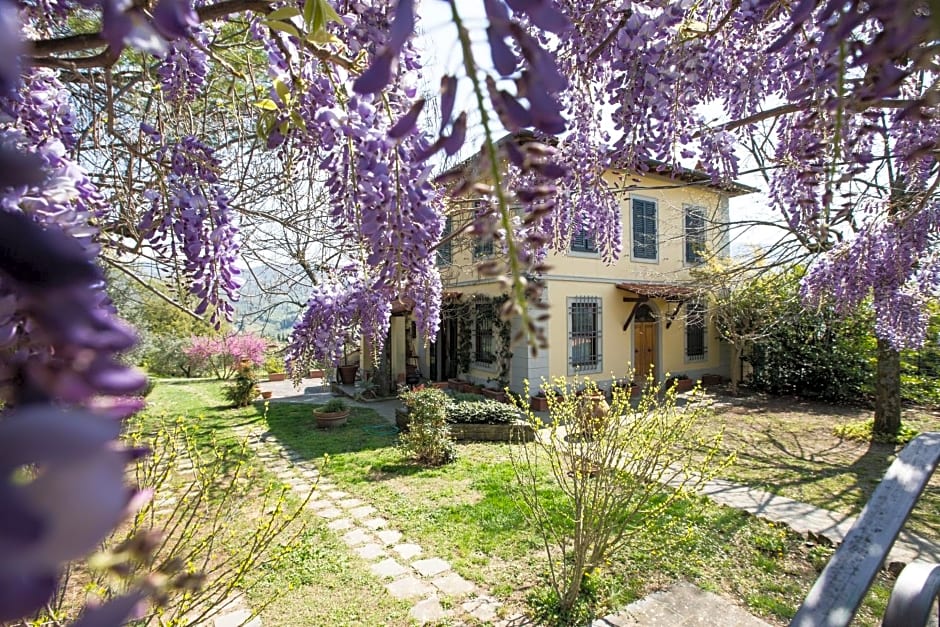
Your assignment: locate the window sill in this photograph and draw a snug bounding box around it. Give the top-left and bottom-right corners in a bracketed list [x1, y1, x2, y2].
[568, 250, 600, 259]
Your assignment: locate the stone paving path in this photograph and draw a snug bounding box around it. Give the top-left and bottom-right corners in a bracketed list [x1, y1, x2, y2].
[229, 404, 516, 625]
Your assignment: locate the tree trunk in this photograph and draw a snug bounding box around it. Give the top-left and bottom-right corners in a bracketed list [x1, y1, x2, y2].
[729, 344, 742, 394]
[873, 337, 901, 435]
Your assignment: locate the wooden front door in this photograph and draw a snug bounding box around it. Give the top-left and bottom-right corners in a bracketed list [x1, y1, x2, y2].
[633, 304, 657, 380]
[634, 322, 656, 380]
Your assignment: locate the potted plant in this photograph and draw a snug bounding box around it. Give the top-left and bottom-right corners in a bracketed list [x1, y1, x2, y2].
[666, 374, 694, 393]
[701, 373, 723, 386]
[267, 372, 286, 382]
[260, 390, 273, 400]
[530, 390, 549, 412]
[572, 388, 609, 440]
[480, 383, 507, 403]
[337, 363, 358, 385]
[224, 362, 260, 408]
[313, 398, 350, 428]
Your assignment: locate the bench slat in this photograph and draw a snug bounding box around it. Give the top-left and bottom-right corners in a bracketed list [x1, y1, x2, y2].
[789, 432, 940, 627]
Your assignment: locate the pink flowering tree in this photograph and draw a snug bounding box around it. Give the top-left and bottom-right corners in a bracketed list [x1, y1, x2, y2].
[185, 333, 268, 380]
[1, 0, 940, 623]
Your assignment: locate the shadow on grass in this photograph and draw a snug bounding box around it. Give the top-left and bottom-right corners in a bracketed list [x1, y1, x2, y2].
[726, 426, 940, 541]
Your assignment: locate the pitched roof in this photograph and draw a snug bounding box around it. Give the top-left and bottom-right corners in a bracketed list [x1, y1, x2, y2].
[439, 131, 758, 197]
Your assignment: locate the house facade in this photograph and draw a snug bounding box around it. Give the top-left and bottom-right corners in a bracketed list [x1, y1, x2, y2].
[405, 157, 754, 397]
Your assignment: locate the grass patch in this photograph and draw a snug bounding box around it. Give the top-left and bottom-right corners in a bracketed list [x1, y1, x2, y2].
[139, 380, 905, 625]
[132, 379, 412, 626]
[832, 419, 919, 444]
[703, 393, 940, 543]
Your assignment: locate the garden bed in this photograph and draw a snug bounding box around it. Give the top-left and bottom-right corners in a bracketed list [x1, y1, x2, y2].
[395, 407, 535, 442]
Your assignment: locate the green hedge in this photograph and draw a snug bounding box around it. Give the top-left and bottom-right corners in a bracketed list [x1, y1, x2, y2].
[446, 400, 519, 425]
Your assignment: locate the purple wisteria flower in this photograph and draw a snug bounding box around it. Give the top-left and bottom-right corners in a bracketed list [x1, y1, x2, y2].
[0, 406, 148, 623]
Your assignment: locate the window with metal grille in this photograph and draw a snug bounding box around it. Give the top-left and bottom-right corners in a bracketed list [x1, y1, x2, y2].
[571, 228, 597, 253]
[568, 297, 602, 373]
[685, 299, 707, 361]
[685, 206, 706, 264]
[473, 237, 494, 258]
[437, 217, 452, 266]
[474, 302, 496, 364]
[632, 198, 657, 260]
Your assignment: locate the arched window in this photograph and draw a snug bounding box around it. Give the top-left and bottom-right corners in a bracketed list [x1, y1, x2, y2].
[635, 303, 656, 323]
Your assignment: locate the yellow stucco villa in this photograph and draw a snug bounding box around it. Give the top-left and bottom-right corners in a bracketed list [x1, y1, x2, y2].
[380, 134, 754, 397]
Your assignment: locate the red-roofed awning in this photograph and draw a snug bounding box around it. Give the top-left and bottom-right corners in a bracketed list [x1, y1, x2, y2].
[615, 282, 696, 299]
[616, 282, 698, 331]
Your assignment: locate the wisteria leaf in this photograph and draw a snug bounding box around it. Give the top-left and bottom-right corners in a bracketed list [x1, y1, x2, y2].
[290, 110, 307, 132]
[306, 30, 341, 45]
[311, 0, 343, 34]
[303, 0, 316, 28]
[253, 99, 278, 111]
[273, 78, 290, 102]
[267, 7, 301, 21]
[265, 20, 301, 39]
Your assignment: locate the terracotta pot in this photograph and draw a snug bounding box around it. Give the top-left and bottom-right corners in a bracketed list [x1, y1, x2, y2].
[575, 393, 609, 439]
[668, 378, 694, 393]
[337, 364, 359, 385]
[314, 409, 350, 428]
[309, 369, 325, 379]
[530, 395, 548, 412]
[481, 388, 506, 403]
[431, 381, 449, 390]
[261, 391, 273, 399]
[267, 372, 286, 382]
[701, 374, 723, 386]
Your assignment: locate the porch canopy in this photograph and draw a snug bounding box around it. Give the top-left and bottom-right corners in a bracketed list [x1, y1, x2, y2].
[615, 282, 697, 331]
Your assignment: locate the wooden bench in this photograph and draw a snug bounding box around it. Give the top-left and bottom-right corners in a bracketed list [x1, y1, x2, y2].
[790, 432, 940, 626]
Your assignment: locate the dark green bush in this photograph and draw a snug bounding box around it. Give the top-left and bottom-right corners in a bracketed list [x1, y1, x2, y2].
[446, 400, 519, 424]
[742, 268, 875, 403]
[398, 386, 456, 466]
[449, 392, 485, 403]
[223, 363, 259, 407]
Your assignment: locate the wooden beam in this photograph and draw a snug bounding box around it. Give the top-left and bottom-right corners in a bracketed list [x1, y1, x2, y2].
[622, 300, 642, 331]
[664, 300, 686, 329]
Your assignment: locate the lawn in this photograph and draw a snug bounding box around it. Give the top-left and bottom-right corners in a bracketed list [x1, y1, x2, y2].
[702, 390, 940, 543]
[132, 379, 910, 626]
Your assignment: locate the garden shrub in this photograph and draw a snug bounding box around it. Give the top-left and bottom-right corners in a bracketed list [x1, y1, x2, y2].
[740, 268, 875, 402]
[510, 376, 731, 618]
[447, 399, 519, 424]
[398, 386, 456, 466]
[449, 391, 485, 403]
[223, 362, 260, 407]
